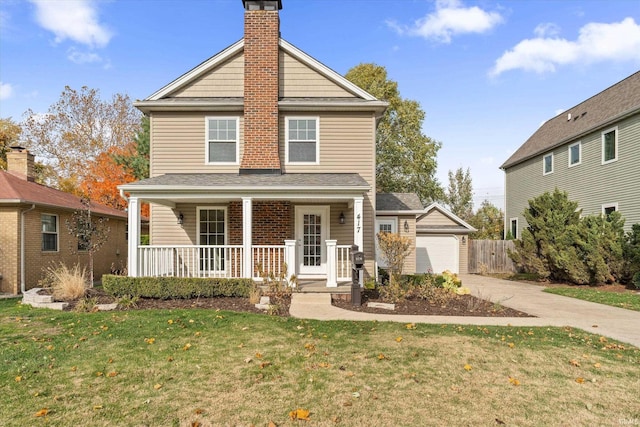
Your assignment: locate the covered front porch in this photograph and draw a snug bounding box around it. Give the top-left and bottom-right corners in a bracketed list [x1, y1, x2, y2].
[120, 173, 371, 287]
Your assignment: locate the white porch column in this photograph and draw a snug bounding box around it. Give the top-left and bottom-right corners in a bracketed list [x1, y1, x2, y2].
[284, 240, 297, 283]
[326, 239, 337, 287]
[127, 197, 141, 277]
[353, 196, 364, 252]
[242, 197, 253, 278]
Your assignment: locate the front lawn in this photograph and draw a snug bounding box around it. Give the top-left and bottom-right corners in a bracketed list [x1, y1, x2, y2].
[1, 298, 638, 426]
[544, 286, 640, 312]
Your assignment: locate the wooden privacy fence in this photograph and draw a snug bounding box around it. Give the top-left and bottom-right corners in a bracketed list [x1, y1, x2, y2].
[468, 239, 517, 274]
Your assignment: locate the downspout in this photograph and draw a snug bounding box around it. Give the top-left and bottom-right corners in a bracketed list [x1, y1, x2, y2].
[20, 204, 36, 294]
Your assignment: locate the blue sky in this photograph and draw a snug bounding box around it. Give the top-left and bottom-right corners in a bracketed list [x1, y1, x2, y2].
[1, 0, 639, 209]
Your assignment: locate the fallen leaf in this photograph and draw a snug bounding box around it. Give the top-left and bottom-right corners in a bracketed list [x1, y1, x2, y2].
[145, 338, 155, 344]
[575, 377, 585, 384]
[194, 332, 201, 337]
[405, 323, 416, 330]
[95, 371, 104, 377]
[93, 405, 103, 410]
[107, 371, 118, 377]
[599, 336, 607, 343]
[255, 352, 263, 359]
[34, 408, 49, 417]
[352, 392, 360, 398]
[464, 364, 472, 371]
[70, 366, 77, 372]
[191, 422, 201, 427]
[395, 336, 403, 342]
[304, 343, 315, 351]
[167, 357, 174, 362]
[593, 363, 601, 369]
[289, 408, 310, 420]
[194, 409, 204, 415]
[268, 421, 277, 427]
[569, 359, 581, 367]
[495, 418, 506, 425]
[244, 357, 253, 363]
[168, 319, 174, 325]
[260, 361, 271, 369]
[378, 353, 386, 360]
[508, 376, 520, 386]
[108, 358, 114, 364]
[508, 343, 515, 349]
[154, 383, 163, 390]
[15, 376, 22, 382]
[183, 343, 192, 351]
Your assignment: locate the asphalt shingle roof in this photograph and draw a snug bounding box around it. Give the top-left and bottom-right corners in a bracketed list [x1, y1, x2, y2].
[376, 193, 423, 211]
[0, 171, 127, 218]
[501, 71, 640, 169]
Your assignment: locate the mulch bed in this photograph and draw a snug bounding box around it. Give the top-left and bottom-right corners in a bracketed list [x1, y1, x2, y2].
[332, 289, 534, 317]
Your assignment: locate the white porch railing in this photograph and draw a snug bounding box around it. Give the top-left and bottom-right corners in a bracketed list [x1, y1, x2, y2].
[337, 245, 351, 282]
[137, 245, 244, 278]
[136, 242, 352, 282]
[252, 245, 287, 280]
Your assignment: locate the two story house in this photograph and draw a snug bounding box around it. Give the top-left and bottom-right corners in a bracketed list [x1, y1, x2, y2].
[501, 71, 640, 237]
[119, 0, 387, 287]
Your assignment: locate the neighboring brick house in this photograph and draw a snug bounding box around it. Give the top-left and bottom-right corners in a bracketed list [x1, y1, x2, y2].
[0, 147, 128, 295]
[502, 71, 640, 237]
[119, 0, 388, 286]
[376, 193, 475, 275]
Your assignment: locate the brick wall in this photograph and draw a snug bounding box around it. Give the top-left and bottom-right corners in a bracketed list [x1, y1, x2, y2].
[228, 201, 292, 245]
[241, 7, 281, 170]
[0, 206, 128, 294]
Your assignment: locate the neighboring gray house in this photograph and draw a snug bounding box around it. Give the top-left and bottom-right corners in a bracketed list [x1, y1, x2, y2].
[501, 71, 640, 237]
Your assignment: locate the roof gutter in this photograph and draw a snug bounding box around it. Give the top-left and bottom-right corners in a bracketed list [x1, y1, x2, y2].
[20, 204, 36, 294]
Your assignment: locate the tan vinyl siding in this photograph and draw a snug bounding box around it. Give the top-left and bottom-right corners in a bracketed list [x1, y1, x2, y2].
[280, 51, 356, 98]
[150, 112, 244, 176]
[398, 215, 416, 274]
[149, 204, 194, 245]
[505, 113, 640, 234]
[417, 209, 458, 227]
[458, 238, 469, 274]
[170, 54, 244, 98]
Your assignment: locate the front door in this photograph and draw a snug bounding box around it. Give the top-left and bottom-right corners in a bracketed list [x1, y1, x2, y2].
[375, 218, 397, 268]
[296, 206, 329, 277]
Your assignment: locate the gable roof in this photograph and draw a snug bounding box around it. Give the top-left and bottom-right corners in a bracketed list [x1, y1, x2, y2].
[376, 193, 424, 214]
[417, 202, 476, 233]
[0, 171, 127, 218]
[501, 70, 640, 169]
[134, 38, 388, 114]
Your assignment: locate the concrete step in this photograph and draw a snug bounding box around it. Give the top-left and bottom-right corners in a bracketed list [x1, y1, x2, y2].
[22, 288, 54, 304]
[26, 301, 69, 310]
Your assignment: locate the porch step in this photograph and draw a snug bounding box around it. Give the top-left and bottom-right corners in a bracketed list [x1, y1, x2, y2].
[297, 281, 353, 294]
[22, 288, 54, 304]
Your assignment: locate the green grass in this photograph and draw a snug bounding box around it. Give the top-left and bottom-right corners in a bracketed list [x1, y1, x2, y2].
[1, 298, 639, 426]
[544, 286, 640, 312]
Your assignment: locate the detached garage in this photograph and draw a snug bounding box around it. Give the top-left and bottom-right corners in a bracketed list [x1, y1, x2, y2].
[376, 195, 475, 275]
[415, 203, 475, 274]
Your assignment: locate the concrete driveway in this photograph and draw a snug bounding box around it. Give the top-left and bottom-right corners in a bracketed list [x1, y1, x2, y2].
[290, 275, 640, 348]
[461, 274, 640, 348]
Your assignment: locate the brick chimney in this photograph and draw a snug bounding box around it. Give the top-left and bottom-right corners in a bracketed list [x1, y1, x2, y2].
[240, 0, 282, 174]
[6, 146, 35, 182]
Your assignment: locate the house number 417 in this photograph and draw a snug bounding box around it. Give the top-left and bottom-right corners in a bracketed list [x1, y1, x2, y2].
[356, 213, 361, 233]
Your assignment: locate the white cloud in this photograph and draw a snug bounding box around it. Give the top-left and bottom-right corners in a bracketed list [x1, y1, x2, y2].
[67, 47, 103, 64]
[0, 81, 13, 100]
[534, 22, 560, 38]
[491, 17, 640, 76]
[30, 0, 112, 48]
[388, 0, 503, 43]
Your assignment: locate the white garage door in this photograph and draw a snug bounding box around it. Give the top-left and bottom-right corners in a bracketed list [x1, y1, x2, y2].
[415, 235, 459, 274]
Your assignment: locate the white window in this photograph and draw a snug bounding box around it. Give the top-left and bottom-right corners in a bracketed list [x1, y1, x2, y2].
[543, 153, 553, 175]
[568, 142, 581, 167]
[42, 214, 58, 252]
[509, 217, 518, 239]
[206, 118, 238, 164]
[602, 126, 618, 164]
[286, 117, 319, 164]
[602, 203, 618, 220]
[375, 218, 398, 268]
[197, 207, 227, 272]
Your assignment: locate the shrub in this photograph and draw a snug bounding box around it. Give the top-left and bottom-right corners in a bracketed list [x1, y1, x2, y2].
[40, 263, 89, 301]
[74, 297, 98, 312]
[623, 224, 640, 284]
[509, 189, 626, 285]
[102, 275, 253, 299]
[377, 232, 412, 287]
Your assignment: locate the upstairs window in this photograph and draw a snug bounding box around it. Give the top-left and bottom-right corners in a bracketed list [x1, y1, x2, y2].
[602, 127, 618, 164]
[543, 153, 553, 175]
[42, 214, 58, 252]
[568, 142, 581, 167]
[206, 118, 238, 164]
[602, 203, 618, 220]
[286, 118, 318, 164]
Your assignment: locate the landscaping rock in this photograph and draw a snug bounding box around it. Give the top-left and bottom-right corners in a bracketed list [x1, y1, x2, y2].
[367, 302, 395, 311]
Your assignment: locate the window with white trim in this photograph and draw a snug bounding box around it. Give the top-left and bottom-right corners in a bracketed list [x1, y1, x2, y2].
[543, 153, 553, 175]
[206, 118, 238, 164]
[42, 214, 58, 252]
[509, 218, 518, 239]
[568, 142, 581, 167]
[286, 117, 318, 163]
[602, 203, 618, 220]
[197, 207, 228, 271]
[602, 127, 618, 164]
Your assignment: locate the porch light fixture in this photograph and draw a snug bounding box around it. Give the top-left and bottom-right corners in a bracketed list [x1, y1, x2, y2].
[339, 212, 345, 225]
[462, 236, 467, 244]
[177, 212, 184, 226]
[404, 220, 409, 232]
